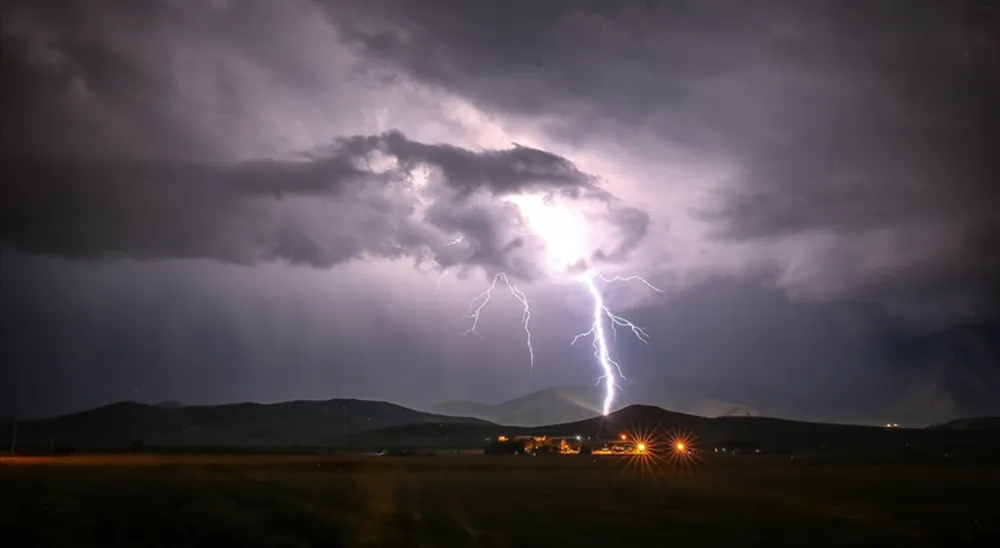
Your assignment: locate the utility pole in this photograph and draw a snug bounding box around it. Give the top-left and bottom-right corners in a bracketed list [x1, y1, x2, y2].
[346, 408, 353, 451]
[10, 419, 16, 457]
[2, 249, 8, 458]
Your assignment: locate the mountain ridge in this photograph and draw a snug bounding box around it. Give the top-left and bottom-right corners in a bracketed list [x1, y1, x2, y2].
[368, 403, 1000, 456]
[6, 397, 1000, 456]
[4, 398, 493, 452]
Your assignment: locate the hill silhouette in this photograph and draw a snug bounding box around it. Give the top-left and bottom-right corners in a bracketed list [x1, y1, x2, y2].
[365, 404, 1000, 456]
[427, 381, 777, 428]
[7, 398, 999, 456]
[4, 399, 493, 452]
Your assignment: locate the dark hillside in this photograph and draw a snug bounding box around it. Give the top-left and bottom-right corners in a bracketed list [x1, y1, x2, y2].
[4, 399, 493, 452]
[364, 404, 1000, 456]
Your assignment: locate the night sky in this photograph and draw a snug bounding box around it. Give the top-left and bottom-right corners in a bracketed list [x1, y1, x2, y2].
[2, 0, 998, 424]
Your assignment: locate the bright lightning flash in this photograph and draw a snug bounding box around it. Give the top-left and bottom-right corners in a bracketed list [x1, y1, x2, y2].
[433, 236, 465, 295]
[462, 273, 535, 368]
[446, 198, 660, 414]
[573, 270, 662, 415]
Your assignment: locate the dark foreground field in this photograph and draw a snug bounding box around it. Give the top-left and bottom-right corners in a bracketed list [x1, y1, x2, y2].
[1, 454, 997, 547]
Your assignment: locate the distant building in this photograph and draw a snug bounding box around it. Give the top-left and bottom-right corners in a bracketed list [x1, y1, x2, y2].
[484, 433, 646, 456]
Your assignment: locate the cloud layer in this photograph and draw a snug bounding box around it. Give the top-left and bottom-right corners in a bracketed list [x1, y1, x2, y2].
[2, 130, 647, 280]
[5, 0, 995, 323]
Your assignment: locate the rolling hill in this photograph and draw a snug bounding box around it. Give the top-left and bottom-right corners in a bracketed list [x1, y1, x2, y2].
[3, 399, 493, 452]
[427, 382, 762, 428]
[427, 386, 605, 426]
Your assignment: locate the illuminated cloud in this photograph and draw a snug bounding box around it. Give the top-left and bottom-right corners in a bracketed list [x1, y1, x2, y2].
[328, 0, 1000, 325]
[2, 0, 997, 422]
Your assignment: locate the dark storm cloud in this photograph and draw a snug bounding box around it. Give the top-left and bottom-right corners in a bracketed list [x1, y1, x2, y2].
[1, 131, 640, 278]
[593, 205, 651, 263]
[1, 0, 223, 160]
[0, 0, 651, 280]
[335, 131, 603, 199]
[328, 0, 1000, 323]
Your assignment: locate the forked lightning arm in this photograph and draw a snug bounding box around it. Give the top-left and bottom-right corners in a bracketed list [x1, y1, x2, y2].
[462, 273, 535, 368]
[573, 270, 662, 415]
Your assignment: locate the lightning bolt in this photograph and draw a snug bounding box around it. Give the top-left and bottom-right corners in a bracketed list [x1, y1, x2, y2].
[439, 235, 658, 414]
[573, 269, 662, 415]
[462, 272, 535, 368]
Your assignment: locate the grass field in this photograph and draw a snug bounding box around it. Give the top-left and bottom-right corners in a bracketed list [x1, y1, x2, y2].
[1, 453, 997, 547]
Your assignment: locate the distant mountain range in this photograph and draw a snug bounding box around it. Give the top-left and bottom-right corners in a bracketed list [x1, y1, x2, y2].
[3, 397, 998, 455]
[3, 399, 492, 452]
[366, 404, 1000, 455]
[427, 378, 828, 428]
[882, 325, 1000, 426]
[4, 325, 997, 453]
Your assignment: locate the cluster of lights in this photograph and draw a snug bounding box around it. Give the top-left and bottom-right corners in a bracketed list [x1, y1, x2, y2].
[487, 429, 700, 475]
[618, 428, 700, 480]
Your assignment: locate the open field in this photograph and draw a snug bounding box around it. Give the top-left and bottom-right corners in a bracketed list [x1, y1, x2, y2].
[1, 454, 997, 547]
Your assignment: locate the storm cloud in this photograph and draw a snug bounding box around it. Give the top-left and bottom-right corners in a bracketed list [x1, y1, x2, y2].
[328, 0, 1000, 324]
[1, 0, 997, 422]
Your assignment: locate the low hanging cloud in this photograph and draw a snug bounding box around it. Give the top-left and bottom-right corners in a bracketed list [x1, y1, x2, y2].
[1, 131, 648, 281]
[1, 0, 650, 283]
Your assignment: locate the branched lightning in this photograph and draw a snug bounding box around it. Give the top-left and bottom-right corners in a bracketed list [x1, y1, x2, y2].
[462, 273, 535, 368]
[572, 269, 662, 415]
[434, 270, 449, 295]
[438, 233, 659, 416]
